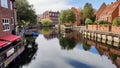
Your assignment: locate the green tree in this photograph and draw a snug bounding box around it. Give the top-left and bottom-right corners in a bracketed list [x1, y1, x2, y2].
[15, 0, 36, 26]
[85, 18, 93, 25]
[41, 18, 52, 26]
[81, 3, 95, 24]
[59, 9, 76, 25]
[112, 17, 120, 26]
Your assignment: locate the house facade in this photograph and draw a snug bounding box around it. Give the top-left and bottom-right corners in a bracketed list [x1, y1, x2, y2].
[71, 7, 81, 26]
[43, 11, 60, 26]
[0, 0, 16, 37]
[0, 0, 24, 67]
[96, 0, 120, 23]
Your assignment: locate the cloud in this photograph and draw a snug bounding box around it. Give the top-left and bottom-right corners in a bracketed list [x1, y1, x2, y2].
[28, 0, 72, 14]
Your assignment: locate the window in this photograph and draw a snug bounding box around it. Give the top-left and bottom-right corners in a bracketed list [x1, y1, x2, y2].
[1, 0, 8, 8]
[2, 18, 10, 31]
[10, 1, 13, 10]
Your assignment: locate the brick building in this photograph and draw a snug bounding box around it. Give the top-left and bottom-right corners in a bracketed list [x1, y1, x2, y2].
[0, 0, 24, 67]
[96, 0, 120, 23]
[43, 11, 60, 26]
[71, 7, 81, 26]
[0, 0, 16, 37]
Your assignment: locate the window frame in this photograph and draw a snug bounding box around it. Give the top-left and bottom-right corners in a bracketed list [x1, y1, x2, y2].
[1, 0, 8, 8]
[2, 18, 10, 31]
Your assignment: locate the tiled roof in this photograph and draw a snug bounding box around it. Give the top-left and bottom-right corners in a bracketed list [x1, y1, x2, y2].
[101, 1, 120, 16]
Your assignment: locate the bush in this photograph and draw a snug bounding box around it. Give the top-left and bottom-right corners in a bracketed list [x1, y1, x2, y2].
[112, 17, 120, 26]
[41, 18, 52, 26]
[98, 20, 104, 24]
[85, 18, 93, 25]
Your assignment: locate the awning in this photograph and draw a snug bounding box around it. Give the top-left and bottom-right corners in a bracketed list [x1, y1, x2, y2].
[0, 35, 21, 42]
[0, 41, 7, 49]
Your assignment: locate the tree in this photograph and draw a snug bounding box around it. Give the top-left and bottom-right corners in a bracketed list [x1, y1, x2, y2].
[41, 18, 52, 26]
[85, 18, 93, 25]
[15, 0, 36, 26]
[81, 3, 95, 24]
[112, 17, 120, 26]
[59, 9, 76, 25]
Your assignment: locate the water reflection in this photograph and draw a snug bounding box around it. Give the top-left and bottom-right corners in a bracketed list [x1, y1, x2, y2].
[58, 31, 80, 50]
[81, 38, 120, 68]
[7, 36, 38, 68]
[39, 27, 58, 40]
[7, 28, 120, 68]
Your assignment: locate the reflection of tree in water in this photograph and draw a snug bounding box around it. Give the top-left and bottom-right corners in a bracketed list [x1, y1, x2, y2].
[40, 27, 52, 35]
[7, 36, 38, 68]
[81, 39, 91, 51]
[110, 53, 117, 62]
[58, 33, 76, 50]
[39, 27, 58, 40]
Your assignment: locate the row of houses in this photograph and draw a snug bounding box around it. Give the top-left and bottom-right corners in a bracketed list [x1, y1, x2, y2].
[0, 0, 24, 67]
[38, 0, 120, 27]
[37, 7, 80, 26]
[96, 0, 120, 23]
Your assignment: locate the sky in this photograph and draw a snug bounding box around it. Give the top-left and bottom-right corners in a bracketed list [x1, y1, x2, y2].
[28, 0, 115, 14]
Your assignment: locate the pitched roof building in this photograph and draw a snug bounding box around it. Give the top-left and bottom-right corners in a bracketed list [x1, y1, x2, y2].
[71, 7, 81, 26]
[96, 0, 120, 23]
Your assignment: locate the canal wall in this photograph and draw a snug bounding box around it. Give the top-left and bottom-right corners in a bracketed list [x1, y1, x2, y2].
[87, 25, 120, 34]
[82, 30, 120, 48]
[81, 25, 120, 48]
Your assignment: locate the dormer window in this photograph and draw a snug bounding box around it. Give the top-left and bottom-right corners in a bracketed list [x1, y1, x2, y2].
[1, 0, 8, 8]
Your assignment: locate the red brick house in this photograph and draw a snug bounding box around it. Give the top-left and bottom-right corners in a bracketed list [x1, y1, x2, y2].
[96, 0, 120, 23]
[43, 11, 60, 26]
[0, 0, 24, 67]
[0, 0, 16, 37]
[71, 7, 81, 26]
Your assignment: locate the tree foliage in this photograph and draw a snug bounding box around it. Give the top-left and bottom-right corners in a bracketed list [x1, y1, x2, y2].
[59, 9, 76, 25]
[41, 18, 52, 26]
[112, 17, 120, 26]
[80, 3, 95, 25]
[97, 20, 106, 24]
[85, 18, 93, 25]
[15, 0, 36, 26]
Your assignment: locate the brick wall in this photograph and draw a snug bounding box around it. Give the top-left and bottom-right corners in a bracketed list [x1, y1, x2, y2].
[112, 26, 120, 34]
[0, 0, 14, 37]
[87, 25, 120, 34]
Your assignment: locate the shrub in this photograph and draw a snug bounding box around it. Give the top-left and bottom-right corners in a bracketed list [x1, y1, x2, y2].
[41, 18, 52, 26]
[85, 18, 93, 25]
[112, 17, 120, 26]
[98, 20, 106, 24]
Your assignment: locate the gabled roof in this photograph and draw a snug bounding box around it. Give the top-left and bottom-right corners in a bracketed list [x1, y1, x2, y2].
[96, 3, 107, 16]
[101, 1, 120, 16]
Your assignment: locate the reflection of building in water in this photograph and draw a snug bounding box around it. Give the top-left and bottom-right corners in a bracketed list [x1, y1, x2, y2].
[85, 39, 120, 68]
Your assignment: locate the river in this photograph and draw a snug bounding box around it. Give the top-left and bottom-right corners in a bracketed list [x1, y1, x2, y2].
[7, 27, 119, 68]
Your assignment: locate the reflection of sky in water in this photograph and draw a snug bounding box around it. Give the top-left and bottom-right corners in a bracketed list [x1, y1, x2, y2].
[23, 35, 116, 68]
[76, 45, 99, 55]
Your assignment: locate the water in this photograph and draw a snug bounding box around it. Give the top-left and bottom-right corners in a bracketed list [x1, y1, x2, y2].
[7, 28, 119, 68]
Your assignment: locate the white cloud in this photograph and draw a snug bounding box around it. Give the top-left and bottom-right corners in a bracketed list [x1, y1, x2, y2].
[28, 0, 72, 14]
